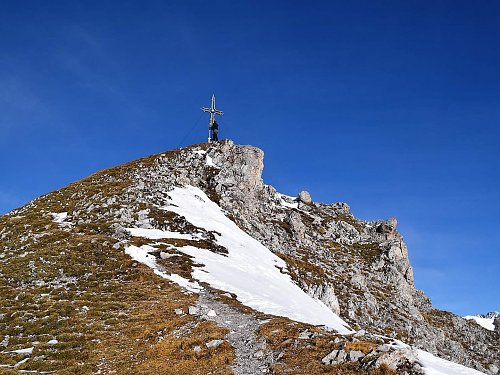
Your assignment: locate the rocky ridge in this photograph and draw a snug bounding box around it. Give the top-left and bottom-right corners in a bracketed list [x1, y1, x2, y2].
[0, 140, 498, 374]
[119, 140, 498, 374]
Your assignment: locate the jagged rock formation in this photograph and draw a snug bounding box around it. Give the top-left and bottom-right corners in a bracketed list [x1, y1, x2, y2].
[120, 140, 498, 374]
[1, 140, 498, 374]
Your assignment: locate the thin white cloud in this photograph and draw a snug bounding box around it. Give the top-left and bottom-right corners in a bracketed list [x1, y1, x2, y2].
[56, 23, 123, 94]
[0, 76, 45, 113]
[0, 76, 54, 133]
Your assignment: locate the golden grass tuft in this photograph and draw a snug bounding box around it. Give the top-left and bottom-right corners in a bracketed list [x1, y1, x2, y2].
[344, 340, 378, 354]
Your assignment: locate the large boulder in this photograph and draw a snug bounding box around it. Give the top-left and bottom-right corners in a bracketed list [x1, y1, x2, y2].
[494, 316, 500, 333]
[298, 191, 312, 204]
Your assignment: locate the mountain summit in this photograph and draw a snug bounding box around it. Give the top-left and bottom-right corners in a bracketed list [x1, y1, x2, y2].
[1, 141, 497, 374]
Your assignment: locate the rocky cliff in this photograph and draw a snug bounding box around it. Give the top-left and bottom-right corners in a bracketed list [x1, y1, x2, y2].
[0, 141, 497, 374]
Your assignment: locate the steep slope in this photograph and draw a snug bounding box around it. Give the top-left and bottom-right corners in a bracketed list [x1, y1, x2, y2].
[1, 141, 497, 374]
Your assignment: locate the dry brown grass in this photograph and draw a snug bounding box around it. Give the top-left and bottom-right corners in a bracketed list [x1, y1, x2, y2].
[334, 214, 366, 233]
[277, 253, 328, 286]
[0, 148, 235, 374]
[350, 242, 383, 263]
[344, 340, 378, 354]
[134, 320, 233, 375]
[0, 228, 234, 374]
[258, 318, 394, 375]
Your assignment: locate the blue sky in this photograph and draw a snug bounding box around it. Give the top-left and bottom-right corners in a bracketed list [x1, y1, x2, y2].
[1, 1, 498, 316]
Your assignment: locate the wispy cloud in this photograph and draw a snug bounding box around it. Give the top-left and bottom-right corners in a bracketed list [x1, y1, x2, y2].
[0, 76, 52, 132]
[53, 23, 152, 118]
[0, 77, 44, 112]
[56, 24, 124, 96]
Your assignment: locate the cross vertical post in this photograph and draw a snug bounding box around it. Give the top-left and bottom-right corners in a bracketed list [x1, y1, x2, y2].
[201, 94, 223, 142]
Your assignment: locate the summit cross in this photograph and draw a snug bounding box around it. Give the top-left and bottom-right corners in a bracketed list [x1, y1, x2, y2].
[201, 94, 223, 142]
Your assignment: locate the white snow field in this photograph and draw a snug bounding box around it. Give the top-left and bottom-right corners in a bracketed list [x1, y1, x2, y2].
[124, 185, 487, 374]
[125, 185, 352, 334]
[125, 227, 196, 240]
[463, 315, 495, 331]
[417, 349, 486, 375]
[50, 212, 67, 223]
[125, 244, 202, 293]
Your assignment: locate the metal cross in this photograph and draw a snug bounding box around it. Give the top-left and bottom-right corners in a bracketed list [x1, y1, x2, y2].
[201, 94, 223, 142]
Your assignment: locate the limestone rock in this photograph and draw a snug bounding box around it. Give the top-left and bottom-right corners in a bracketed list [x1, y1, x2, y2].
[353, 329, 366, 338]
[188, 306, 199, 315]
[375, 347, 421, 373]
[302, 283, 341, 315]
[321, 349, 347, 365]
[298, 191, 312, 204]
[206, 339, 224, 349]
[349, 350, 364, 362]
[494, 316, 500, 333]
[285, 211, 306, 240]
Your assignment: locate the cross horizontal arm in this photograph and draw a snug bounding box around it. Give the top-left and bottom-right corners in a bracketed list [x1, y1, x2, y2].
[201, 107, 223, 115]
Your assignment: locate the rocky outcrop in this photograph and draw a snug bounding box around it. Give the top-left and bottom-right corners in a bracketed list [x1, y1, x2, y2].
[146, 141, 495, 374]
[298, 191, 312, 204]
[320, 334, 424, 374]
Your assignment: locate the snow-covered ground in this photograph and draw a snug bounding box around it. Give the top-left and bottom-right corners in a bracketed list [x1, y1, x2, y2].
[125, 228, 196, 240]
[123, 185, 488, 374]
[125, 244, 202, 293]
[192, 149, 216, 167]
[463, 314, 496, 331]
[50, 212, 73, 228]
[417, 350, 486, 375]
[125, 185, 352, 334]
[50, 212, 67, 223]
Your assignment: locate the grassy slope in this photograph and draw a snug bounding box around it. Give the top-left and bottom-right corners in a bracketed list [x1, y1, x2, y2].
[0, 150, 233, 374]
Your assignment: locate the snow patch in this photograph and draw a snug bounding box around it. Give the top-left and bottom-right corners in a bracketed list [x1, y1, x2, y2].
[463, 315, 495, 331]
[163, 185, 352, 333]
[50, 212, 67, 223]
[4, 347, 34, 355]
[50, 212, 72, 228]
[125, 228, 196, 240]
[192, 150, 206, 156]
[206, 155, 216, 167]
[277, 194, 298, 209]
[376, 340, 487, 374]
[125, 244, 202, 293]
[417, 349, 487, 375]
[14, 357, 29, 367]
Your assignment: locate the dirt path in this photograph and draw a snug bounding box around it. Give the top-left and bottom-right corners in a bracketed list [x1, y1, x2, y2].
[195, 292, 275, 375]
